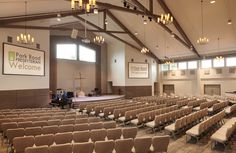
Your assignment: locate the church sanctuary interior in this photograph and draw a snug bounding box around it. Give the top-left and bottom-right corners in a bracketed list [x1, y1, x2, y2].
[1, 0, 236, 153]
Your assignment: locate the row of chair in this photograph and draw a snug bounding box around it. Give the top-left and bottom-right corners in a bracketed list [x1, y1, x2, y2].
[11, 127, 138, 149]
[146, 107, 193, 131]
[186, 99, 206, 108]
[186, 110, 225, 142]
[210, 117, 236, 149]
[176, 99, 191, 107]
[165, 108, 208, 138]
[119, 104, 166, 123]
[0, 109, 70, 116]
[193, 100, 218, 111]
[131, 105, 178, 126]
[0, 115, 93, 132]
[225, 104, 236, 115]
[5, 121, 117, 143]
[208, 101, 229, 114]
[23, 136, 170, 153]
[0, 107, 60, 113]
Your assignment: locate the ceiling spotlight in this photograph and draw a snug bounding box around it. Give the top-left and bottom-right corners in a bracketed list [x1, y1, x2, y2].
[93, 7, 98, 14]
[210, 0, 216, 4]
[228, 19, 232, 25]
[134, 31, 138, 35]
[105, 18, 108, 25]
[171, 33, 175, 38]
[123, 1, 127, 7]
[143, 19, 147, 25]
[57, 13, 61, 22]
[133, 6, 137, 10]
[127, 5, 130, 9]
[148, 16, 152, 22]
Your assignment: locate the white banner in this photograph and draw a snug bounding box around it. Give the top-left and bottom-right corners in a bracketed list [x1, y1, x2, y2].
[3, 43, 45, 76]
[128, 62, 149, 78]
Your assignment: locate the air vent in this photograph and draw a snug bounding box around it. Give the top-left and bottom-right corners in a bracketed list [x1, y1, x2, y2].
[216, 68, 222, 74]
[181, 70, 185, 76]
[204, 69, 210, 75]
[229, 68, 236, 74]
[190, 70, 195, 75]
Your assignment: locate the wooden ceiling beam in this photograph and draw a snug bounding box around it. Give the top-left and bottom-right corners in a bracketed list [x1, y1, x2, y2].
[149, 0, 154, 13]
[0, 24, 127, 34]
[156, 0, 200, 58]
[131, 0, 200, 58]
[106, 10, 161, 62]
[73, 15, 146, 58]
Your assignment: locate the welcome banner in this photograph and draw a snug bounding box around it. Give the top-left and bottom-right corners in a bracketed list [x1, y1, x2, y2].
[3, 43, 45, 76]
[128, 62, 149, 79]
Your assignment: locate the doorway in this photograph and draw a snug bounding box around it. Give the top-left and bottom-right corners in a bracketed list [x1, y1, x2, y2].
[154, 82, 159, 96]
[163, 84, 175, 95]
[204, 84, 221, 96]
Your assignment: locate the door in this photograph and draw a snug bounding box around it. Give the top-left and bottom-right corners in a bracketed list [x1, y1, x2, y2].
[163, 84, 175, 95]
[154, 82, 159, 96]
[204, 84, 221, 96]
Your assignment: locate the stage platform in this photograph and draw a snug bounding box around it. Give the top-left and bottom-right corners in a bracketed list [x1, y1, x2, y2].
[72, 95, 125, 103]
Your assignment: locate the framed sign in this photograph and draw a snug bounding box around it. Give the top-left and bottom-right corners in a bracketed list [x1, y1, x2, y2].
[2, 43, 45, 76]
[128, 62, 149, 79]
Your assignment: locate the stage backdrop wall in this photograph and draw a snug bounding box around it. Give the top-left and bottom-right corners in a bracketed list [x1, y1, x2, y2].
[0, 28, 50, 109]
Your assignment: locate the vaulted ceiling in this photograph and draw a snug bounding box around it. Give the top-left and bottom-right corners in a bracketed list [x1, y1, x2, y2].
[0, 0, 236, 62]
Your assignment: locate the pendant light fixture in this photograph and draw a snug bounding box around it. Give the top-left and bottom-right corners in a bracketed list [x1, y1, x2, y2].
[16, 1, 35, 45]
[82, 13, 90, 44]
[215, 37, 224, 60]
[94, 11, 105, 44]
[71, 0, 97, 13]
[141, 1, 149, 54]
[197, 0, 209, 45]
[163, 31, 172, 64]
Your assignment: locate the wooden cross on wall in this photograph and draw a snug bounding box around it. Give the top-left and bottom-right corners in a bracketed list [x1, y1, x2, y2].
[74, 72, 86, 91]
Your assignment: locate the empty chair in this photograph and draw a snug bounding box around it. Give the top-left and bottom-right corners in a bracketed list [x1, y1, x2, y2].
[6, 128, 25, 144]
[103, 121, 116, 129]
[18, 121, 33, 128]
[58, 124, 74, 133]
[1, 122, 18, 136]
[73, 131, 91, 143]
[42, 125, 59, 134]
[11, 118, 25, 123]
[89, 122, 103, 130]
[48, 120, 61, 126]
[95, 140, 114, 153]
[90, 129, 107, 142]
[115, 138, 134, 153]
[13, 136, 34, 153]
[62, 119, 75, 125]
[107, 128, 122, 140]
[49, 144, 72, 153]
[54, 132, 73, 144]
[152, 136, 170, 153]
[25, 127, 42, 136]
[73, 142, 94, 153]
[74, 123, 89, 131]
[88, 117, 101, 123]
[25, 146, 49, 153]
[122, 127, 138, 139]
[75, 118, 88, 124]
[134, 137, 152, 153]
[33, 121, 48, 127]
[35, 134, 54, 146]
[51, 115, 64, 120]
[38, 116, 51, 121]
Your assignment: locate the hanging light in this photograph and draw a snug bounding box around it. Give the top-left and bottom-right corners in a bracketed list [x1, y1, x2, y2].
[16, 1, 35, 45]
[215, 37, 224, 60]
[94, 35, 105, 44]
[157, 13, 173, 25]
[71, 0, 96, 13]
[141, 47, 149, 53]
[228, 19, 232, 25]
[82, 16, 90, 44]
[57, 13, 61, 21]
[197, 0, 209, 45]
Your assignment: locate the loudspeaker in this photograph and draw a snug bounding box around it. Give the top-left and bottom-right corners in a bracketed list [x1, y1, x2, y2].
[71, 29, 78, 39]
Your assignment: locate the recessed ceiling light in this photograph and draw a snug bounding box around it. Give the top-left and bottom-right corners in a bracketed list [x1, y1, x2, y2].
[57, 13, 61, 22]
[134, 31, 138, 35]
[228, 19, 232, 25]
[210, 0, 216, 4]
[143, 19, 147, 25]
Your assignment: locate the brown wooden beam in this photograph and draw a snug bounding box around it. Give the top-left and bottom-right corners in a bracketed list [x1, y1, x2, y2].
[131, 0, 199, 57]
[106, 10, 161, 62]
[73, 15, 147, 58]
[149, 0, 154, 13]
[103, 11, 107, 31]
[0, 24, 127, 34]
[156, 0, 200, 58]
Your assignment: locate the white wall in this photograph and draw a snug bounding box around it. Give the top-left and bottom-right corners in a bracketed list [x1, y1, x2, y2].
[160, 66, 236, 96]
[0, 28, 50, 90]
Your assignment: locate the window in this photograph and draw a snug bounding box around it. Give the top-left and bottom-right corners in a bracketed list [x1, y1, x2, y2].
[201, 59, 212, 69]
[188, 61, 198, 69]
[79, 45, 96, 62]
[226, 57, 236, 67]
[56, 44, 77, 60]
[178, 62, 187, 70]
[162, 64, 169, 71]
[213, 58, 225, 68]
[170, 63, 177, 70]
